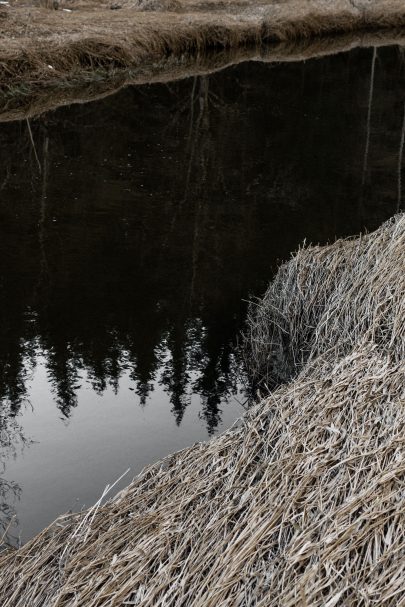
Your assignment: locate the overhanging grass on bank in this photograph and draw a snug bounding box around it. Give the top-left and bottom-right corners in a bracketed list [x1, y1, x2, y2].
[0, 214, 403, 606]
[1, 30, 405, 123]
[1, 0, 405, 96]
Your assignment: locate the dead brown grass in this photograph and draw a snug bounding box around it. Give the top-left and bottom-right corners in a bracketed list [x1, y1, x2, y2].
[0, 214, 403, 606]
[1, 29, 405, 122]
[1, 0, 405, 94]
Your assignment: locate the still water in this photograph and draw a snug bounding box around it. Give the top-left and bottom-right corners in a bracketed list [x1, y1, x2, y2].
[0, 45, 404, 544]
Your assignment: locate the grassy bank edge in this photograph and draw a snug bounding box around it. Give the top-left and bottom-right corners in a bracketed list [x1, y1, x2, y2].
[1, 0, 405, 118]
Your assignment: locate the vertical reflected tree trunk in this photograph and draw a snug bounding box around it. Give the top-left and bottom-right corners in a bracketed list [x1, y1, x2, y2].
[40, 136, 49, 274]
[189, 77, 210, 309]
[26, 119, 42, 174]
[162, 76, 201, 250]
[362, 47, 377, 186]
[397, 101, 405, 212]
[36, 133, 50, 294]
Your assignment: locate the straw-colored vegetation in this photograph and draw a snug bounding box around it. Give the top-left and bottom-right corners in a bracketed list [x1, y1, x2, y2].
[246, 214, 405, 389]
[0, 214, 403, 606]
[2, 30, 405, 123]
[1, 0, 405, 95]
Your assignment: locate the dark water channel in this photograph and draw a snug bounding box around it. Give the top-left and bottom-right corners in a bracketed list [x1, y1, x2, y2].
[0, 45, 404, 544]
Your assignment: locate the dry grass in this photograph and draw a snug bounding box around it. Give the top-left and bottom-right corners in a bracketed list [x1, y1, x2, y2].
[246, 215, 405, 390]
[1, 29, 405, 122]
[0, 214, 403, 606]
[1, 0, 405, 93]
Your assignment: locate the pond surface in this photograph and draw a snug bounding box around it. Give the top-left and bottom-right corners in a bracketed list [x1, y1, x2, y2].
[0, 44, 404, 545]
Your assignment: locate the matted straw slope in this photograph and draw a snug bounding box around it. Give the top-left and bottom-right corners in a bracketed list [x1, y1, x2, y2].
[0, 215, 404, 606]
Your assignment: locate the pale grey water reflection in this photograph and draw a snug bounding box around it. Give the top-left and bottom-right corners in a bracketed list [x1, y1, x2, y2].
[5, 354, 244, 542]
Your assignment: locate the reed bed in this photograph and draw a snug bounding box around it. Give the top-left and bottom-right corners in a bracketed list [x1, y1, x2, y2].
[0, 214, 404, 606]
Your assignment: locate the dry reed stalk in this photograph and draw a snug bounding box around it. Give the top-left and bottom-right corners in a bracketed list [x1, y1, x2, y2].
[0, 214, 403, 606]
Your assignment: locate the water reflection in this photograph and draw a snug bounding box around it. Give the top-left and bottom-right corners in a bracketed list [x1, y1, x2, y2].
[0, 405, 26, 547]
[0, 45, 404, 539]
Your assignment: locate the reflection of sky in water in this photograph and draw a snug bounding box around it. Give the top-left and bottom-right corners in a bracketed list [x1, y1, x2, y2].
[0, 45, 404, 544]
[5, 353, 245, 543]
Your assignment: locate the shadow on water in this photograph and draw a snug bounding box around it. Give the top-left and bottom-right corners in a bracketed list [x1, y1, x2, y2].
[0, 44, 404, 541]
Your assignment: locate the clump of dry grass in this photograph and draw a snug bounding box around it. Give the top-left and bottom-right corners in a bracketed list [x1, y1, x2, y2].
[0, 215, 404, 606]
[246, 214, 405, 388]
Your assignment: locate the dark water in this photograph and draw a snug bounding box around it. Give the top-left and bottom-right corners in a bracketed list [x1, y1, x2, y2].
[0, 45, 404, 544]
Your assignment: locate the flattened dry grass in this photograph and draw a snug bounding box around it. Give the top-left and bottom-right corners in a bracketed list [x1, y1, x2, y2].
[0, 214, 403, 606]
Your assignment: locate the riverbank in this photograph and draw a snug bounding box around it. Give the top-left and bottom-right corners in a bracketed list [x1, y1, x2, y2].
[1, 0, 405, 117]
[1, 28, 405, 122]
[0, 214, 403, 606]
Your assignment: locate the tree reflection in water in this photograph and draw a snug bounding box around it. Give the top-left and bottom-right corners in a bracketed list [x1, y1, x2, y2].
[0, 404, 28, 548]
[0, 45, 404, 440]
